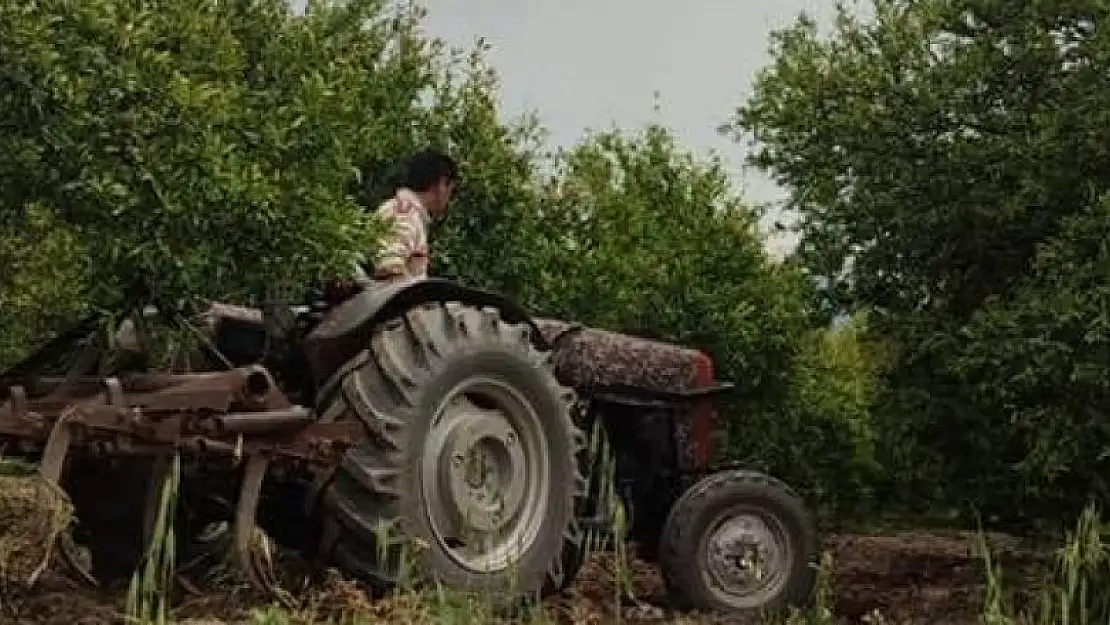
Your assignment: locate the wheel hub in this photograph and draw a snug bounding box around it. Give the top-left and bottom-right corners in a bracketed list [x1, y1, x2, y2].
[421, 377, 550, 574]
[704, 512, 790, 605]
[439, 411, 526, 534]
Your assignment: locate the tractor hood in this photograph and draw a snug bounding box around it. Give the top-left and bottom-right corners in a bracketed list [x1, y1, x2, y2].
[534, 319, 716, 396]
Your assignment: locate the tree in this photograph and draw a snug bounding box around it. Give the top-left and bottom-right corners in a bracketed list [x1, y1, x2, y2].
[409, 45, 554, 301]
[526, 124, 811, 403]
[942, 197, 1110, 525]
[0, 205, 88, 366]
[0, 0, 539, 368]
[774, 314, 882, 518]
[728, 0, 1110, 527]
[495, 124, 878, 508]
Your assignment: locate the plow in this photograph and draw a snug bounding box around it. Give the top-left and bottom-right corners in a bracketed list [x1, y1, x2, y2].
[0, 277, 819, 617]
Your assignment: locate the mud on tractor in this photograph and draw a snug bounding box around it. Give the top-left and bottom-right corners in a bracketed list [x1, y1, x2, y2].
[0, 278, 818, 616]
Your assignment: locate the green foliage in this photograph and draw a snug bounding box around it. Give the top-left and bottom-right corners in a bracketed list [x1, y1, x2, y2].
[729, 0, 1110, 322]
[526, 124, 812, 400]
[416, 45, 553, 299]
[942, 197, 1110, 525]
[125, 454, 180, 625]
[1, 0, 390, 306]
[730, 0, 1110, 527]
[0, 204, 88, 365]
[0, 0, 543, 369]
[770, 315, 882, 518]
[982, 505, 1110, 625]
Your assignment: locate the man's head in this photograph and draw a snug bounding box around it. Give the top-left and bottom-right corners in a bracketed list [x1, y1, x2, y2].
[403, 149, 459, 217]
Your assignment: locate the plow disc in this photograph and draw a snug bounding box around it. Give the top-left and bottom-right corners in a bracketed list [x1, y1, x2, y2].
[0, 364, 363, 602]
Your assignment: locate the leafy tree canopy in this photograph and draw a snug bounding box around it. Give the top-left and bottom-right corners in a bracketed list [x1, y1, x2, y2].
[0, 0, 540, 364]
[729, 0, 1110, 326]
[522, 124, 813, 402]
[729, 0, 1110, 527]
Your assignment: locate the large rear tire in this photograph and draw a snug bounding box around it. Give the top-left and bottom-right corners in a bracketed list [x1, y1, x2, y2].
[313, 301, 587, 607]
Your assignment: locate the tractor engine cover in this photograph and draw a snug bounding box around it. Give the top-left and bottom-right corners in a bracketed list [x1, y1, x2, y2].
[534, 319, 715, 395]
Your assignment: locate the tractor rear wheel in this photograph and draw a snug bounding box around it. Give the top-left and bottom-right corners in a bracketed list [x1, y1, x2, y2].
[314, 301, 587, 607]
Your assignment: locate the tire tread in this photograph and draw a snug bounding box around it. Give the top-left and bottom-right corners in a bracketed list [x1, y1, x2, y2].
[313, 300, 588, 602]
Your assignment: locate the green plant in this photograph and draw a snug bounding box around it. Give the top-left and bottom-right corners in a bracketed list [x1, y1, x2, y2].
[124, 454, 181, 625]
[981, 504, 1110, 625]
[762, 315, 882, 520]
[778, 551, 838, 625]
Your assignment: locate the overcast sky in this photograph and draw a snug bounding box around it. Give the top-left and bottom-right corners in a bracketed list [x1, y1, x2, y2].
[292, 0, 844, 255]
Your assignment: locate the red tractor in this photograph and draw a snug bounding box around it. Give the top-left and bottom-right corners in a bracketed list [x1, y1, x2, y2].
[0, 277, 818, 616]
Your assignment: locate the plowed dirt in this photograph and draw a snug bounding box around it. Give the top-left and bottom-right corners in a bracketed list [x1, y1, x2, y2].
[0, 530, 1043, 625]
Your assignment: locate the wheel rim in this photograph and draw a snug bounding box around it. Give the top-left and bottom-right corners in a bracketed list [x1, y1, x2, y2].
[698, 505, 793, 609]
[421, 376, 551, 574]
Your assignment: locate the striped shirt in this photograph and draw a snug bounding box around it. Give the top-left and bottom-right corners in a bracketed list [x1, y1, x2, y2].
[367, 188, 431, 281]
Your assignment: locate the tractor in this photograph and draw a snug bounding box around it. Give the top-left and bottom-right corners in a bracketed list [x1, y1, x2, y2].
[0, 277, 818, 616]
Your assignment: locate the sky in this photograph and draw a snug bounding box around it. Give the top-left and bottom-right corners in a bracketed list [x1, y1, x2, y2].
[292, 0, 845, 256]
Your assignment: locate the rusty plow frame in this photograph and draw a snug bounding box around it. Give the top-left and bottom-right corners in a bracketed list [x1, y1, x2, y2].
[0, 364, 362, 601]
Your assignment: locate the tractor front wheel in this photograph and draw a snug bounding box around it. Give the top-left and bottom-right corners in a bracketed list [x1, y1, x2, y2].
[314, 301, 588, 608]
[658, 469, 818, 615]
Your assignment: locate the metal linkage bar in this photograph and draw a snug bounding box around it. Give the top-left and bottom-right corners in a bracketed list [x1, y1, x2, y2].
[0, 365, 364, 467]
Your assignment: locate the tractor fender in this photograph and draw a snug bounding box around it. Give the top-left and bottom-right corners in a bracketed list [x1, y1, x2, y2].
[300, 277, 548, 387]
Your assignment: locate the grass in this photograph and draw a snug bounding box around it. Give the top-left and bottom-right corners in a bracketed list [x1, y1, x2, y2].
[980, 505, 1110, 625]
[124, 453, 181, 625]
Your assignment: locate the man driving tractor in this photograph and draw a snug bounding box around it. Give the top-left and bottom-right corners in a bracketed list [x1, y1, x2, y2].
[354, 149, 459, 285]
[113, 149, 460, 351]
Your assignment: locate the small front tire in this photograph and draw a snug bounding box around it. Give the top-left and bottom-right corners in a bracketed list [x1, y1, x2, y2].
[658, 469, 818, 615]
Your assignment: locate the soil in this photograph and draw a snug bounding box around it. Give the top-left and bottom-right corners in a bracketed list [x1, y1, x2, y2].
[0, 529, 1045, 625]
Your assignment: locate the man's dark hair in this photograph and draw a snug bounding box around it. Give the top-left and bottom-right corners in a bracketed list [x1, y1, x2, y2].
[402, 149, 459, 192]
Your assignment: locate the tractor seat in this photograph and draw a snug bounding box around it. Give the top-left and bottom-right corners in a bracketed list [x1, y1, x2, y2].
[199, 302, 267, 332]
